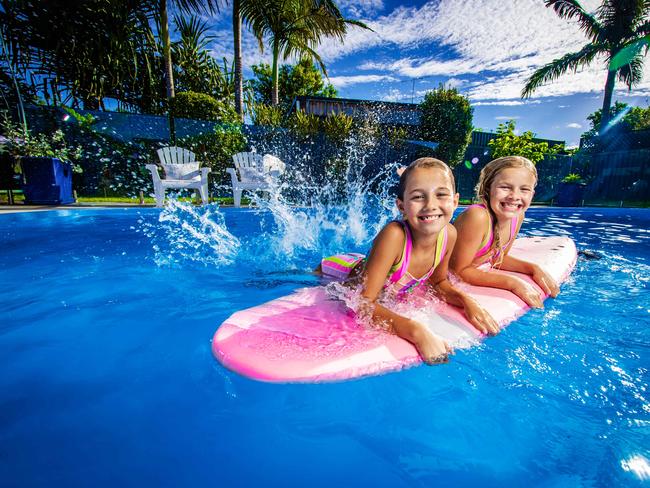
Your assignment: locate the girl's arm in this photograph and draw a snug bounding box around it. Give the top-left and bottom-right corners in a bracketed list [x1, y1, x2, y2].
[359, 223, 451, 364]
[499, 254, 560, 298]
[450, 208, 543, 308]
[496, 216, 560, 298]
[429, 225, 499, 335]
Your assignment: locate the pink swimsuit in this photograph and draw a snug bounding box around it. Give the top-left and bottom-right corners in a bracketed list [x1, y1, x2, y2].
[321, 221, 448, 294]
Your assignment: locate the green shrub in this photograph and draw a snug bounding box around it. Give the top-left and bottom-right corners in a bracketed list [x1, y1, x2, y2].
[561, 173, 584, 184]
[252, 103, 284, 127]
[488, 120, 561, 164]
[178, 123, 247, 186]
[386, 126, 409, 149]
[1, 115, 83, 171]
[322, 113, 353, 145]
[171, 91, 239, 123]
[419, 85, 473, 167]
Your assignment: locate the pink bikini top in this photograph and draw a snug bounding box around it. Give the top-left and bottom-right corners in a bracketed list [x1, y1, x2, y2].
[387, 221, 448, 294]
[466, 204, 519, 263]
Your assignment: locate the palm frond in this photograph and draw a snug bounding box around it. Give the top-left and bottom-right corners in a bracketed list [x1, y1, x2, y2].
[545, 0, 601, 39]
[174, 0, 221, 15]
[616, 54, 646, 89]
[522, 43, 604, 98]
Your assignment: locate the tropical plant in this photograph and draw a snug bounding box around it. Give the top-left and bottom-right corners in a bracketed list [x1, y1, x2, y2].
[418, 85, 473, 167]
[171, 91, 239, 122]
[0, 0, 162, 112]
[252, 103, 284, 126]
[172, 14, 241, 106]
[561, 173, 584, 183]
[321, 112, 353, 145]
[488, 120, 562, 165]
[288, 110, 320, 138]
[522, 0, 650, 131]
[250, 58, 338, 107]
[240, 0, 368, 105]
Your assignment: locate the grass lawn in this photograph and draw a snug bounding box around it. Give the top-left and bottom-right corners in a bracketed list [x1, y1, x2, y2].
[1, 191, 647, 208]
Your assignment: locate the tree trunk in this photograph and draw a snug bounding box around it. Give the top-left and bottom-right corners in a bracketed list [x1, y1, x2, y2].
[599, 66, 617, 134]
[160, 0, 176, 143]
[271, 40, 279, 106]
[233, 0, 244, 122]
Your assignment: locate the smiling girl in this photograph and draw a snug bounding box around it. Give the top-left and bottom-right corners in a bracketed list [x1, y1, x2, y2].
[450, 156, 559, 311]
[317, 158, 497, 364]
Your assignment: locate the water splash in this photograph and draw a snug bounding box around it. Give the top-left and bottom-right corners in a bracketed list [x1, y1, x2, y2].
[244, 128, 401, 266]
[141, 196, 240, 267]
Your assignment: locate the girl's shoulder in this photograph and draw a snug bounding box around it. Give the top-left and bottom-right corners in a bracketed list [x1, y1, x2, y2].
[454, 204, 490, 228]
[373, 220, 406, 246]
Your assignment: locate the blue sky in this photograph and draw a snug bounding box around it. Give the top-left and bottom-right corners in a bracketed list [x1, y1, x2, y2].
[206, 0, 650, 147]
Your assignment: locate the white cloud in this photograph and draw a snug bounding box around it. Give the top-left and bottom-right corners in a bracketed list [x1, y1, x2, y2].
[337, 0, 384, 17]
[567, 122, 582, 129]
[204, 0, 650, 102]
[317, 0, 649, 101]
[329, 74, 398, 88]
[381, 88, 409, 102]
[473, 100, 541, 107]
[495, 116, 520, 120]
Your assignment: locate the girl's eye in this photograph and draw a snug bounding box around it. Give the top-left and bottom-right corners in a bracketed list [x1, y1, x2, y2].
[412, 195, 424, 200]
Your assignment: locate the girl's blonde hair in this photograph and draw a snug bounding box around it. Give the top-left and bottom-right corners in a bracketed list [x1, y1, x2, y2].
[397, 157, 455, 200]
[474, 156, 537, 268]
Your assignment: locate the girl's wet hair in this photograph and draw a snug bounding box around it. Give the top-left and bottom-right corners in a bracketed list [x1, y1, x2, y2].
[474, 155, 537, 268]
[397, 157, 456, 199]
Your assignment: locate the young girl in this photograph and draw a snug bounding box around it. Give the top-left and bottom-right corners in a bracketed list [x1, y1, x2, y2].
[317, 158, 498, 364]
[450, 156, 560, 311]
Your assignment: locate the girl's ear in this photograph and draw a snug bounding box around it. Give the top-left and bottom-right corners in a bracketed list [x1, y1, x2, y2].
[395, 198, 404, 214]
[453, 192, 460, 209]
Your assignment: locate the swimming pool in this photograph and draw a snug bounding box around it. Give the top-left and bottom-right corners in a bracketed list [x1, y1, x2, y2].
[1, 205, 648, 487]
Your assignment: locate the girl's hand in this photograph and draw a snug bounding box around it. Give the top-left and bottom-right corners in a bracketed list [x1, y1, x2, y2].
[509, 277, 543, 308]
[531, 265, 559, 298]
[463, 298, 499, 336]
[410, 321, 453, 365]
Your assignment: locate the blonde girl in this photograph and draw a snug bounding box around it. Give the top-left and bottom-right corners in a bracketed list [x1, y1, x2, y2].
[450, 156, 560, 310]
[318, 158, 497, 364]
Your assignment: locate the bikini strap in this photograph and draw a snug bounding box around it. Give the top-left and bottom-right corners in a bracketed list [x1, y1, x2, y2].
[388, 221, 411, 284]
[434, 225, 448, 268]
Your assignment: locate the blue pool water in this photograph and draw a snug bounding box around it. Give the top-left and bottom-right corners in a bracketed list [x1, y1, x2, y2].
[1, 206, 649, 487]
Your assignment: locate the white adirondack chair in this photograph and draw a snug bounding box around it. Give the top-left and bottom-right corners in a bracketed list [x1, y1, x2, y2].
[145, 146, 210, 207]
[226, 152, 286, 207]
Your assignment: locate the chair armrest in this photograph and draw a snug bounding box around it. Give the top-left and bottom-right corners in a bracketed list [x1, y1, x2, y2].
[226, 167, 239, 183]
[145, 164, 161, 183]
[200, 167, 211, 176]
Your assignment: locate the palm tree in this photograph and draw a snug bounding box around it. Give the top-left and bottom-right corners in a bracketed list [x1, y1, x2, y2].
[158, 0, 220, 142]
[233, 0, 244, 121]
[522, 0, 649, 132]
[240, 0, 369, 106]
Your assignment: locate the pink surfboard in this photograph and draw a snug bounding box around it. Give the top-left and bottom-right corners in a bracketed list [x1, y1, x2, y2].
[212, 236, 577, 383]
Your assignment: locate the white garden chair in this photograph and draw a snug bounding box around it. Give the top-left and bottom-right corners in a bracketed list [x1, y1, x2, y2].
[226, 152, 286, 207]
[145, 146, 210, 207]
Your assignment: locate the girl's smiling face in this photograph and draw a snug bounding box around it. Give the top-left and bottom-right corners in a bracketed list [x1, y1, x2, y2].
[488, 167, 536, 220]
[397, 167, 458, 237]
